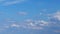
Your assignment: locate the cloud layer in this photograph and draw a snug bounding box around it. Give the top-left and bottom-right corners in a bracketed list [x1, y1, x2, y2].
[0, 10, 60, 34]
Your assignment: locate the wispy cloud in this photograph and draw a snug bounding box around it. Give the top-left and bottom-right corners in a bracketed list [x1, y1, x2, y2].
[41, 9, 47, 12]
[1, 0, 26, 6]
[18, 12, 27, 16]
[54, 30, 60, 33]
[0, 24, 9, 32]
[10, 23, 20, 28]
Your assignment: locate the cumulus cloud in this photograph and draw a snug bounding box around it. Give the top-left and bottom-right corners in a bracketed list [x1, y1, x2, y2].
[25, 19, 49, 26]
[22, 19, 49, 30]
[43, 11, 60, 27]
[8, 23, 43, 30]
[34, 20, 49, 27]
[53, 11, 60, 20]
[4, 19, 45, 30]
[39, 20, 48, 26]
[0, 10, 60, 31]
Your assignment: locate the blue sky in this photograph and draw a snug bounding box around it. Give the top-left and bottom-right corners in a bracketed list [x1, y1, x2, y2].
[0, 0, 60, 34]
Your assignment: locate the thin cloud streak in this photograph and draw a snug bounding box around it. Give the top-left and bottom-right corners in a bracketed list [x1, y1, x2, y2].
[2, 0, 26, 6]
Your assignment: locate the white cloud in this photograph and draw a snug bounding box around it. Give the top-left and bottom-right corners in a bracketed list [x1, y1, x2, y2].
[2, 0, 26, 6]
[43, 11, 60, 27]
[10, 23, 20, 28]
[54, 30, 60, 33]
[25, 19, 33, 22]
[8, 23, 43, 30]
[0, 24, 9, 32]
[22, 19, 49, 30]
[34, 20, 49, 26]
[18, 12, 27, 16]
[39, 20, 48, 26]
[28, 23, 36, 26]
[27, 26, 43, 30]
[24, 23, 43, 30]
[0, 19, 49, 31]
[5, 18, 16, 23]
[53, 11, 60, 20]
